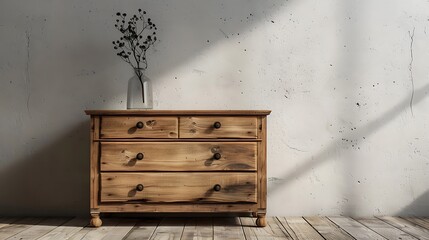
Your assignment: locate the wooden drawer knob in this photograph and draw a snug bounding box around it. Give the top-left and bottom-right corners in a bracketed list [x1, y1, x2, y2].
[213, 184, 221, 191]
[136, 152, 144, 160]
[136, 184, 144, 191]
[213, 153, 222, 160]
[136, 121, 144, 129]
[213, 122, 222, 129]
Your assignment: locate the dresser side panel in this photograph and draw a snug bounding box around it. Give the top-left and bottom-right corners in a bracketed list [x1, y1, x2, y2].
[257, 116, 267, 210]
[90, 116, 100, 209]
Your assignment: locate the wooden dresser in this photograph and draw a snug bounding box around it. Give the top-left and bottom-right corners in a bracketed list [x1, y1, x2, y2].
[85, 110, 270, 227]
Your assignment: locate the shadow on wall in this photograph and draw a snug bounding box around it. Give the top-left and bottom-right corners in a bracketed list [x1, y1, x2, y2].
[397, 190, 429, 216]
[0, 1, 290, 217]
[269, 83, 429, 216]
[137, 0, 290, 81]
[0, 120, 90, 217]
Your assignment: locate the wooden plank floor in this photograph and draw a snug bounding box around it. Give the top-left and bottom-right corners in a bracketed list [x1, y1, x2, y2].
[0, 216, 429, 240]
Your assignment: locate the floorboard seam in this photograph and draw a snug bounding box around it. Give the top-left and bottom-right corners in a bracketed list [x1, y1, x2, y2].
[399, 216, 429, 230]
[275, 217, 297, 239]
[301, 217, 328, 240]
[349, 217, 389, 240]
[325, 217, 358, 240]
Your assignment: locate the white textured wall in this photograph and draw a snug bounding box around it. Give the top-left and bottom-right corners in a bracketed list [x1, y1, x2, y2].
[1, 0, 429, 217]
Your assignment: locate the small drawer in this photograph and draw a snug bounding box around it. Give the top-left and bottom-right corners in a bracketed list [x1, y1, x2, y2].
[100, 172, 257, 203]
[100, 142, 257, 171]
[179, 116, 257, 138]
[100, 116, 178, 139]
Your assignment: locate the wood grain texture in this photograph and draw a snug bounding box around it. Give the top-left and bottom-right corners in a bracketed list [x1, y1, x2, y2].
[0, 218, 44, 239]
[69, 218, 120, 240]
[328, 216, 385, 240]
[355, 217, 418, 240]
[86, 110, 269, 225]
[36, 218, 88, 240]
[403, 217, 429, 230]
[124, 218, 161, 240]
[213, 217, 245, 240]
[90, 116, 100, 210]
[97, 203, 258, 213]
[101, 116, 178, 139]
[258, 116, 267, 211]
[7, 218, 70, 240]
[180, 116, 257, 139]
[303, 216, 354, 240]
[100, 142, 257, 171]
[181, 218, 213, 240]
[85, 110, 271, 116]
[149, 218, 185, 240]
[99, 219, 136, 240]
[4, 216, 428, 239]
[241, 217, 292, 240]
[277, 217, 324, 240]
[96, 138, 262, 142]
[378, 216, 429, 240]
[100, 172, 257, 203]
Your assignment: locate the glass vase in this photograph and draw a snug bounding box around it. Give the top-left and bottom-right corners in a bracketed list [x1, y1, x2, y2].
[127, 71, 153, 109]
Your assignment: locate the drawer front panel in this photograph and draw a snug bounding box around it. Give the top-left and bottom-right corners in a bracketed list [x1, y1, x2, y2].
[100, 173, 257, 203]
[101, 142, 257, 171]
[179, 117, 257, 138]
[101, 116, 178, 139]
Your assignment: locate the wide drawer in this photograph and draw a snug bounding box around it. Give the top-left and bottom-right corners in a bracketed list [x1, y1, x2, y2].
[179, 117, 257, 138]
[100, 116, 178, 139]
[100, 172, 257, 203]
[100, 142, 257, 171]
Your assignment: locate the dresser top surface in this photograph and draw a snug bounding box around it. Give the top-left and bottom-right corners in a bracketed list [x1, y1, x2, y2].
[85, 110, 271, 116]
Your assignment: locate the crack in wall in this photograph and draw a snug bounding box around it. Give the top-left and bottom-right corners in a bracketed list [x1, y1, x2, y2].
[408, 27, 415, 117]
[218, 28, 229, 39]
[25, 30, 31, 115]
[286, 144, 307, 152]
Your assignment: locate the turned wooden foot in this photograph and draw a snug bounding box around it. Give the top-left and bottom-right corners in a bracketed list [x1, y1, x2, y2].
[90, 213, 102, 227]
[256, 215, 266, 227]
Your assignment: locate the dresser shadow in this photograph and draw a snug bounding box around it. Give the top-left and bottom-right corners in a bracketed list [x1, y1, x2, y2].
[0, 120, 90, 217]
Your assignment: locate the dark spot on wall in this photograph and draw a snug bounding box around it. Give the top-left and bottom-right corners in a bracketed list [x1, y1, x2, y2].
[271, 20, 275, 23]
[356, 102, 360, 106]
[207, 40, 210, 43]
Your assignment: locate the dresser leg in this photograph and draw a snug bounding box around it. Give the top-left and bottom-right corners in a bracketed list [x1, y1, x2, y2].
[90, 212, 102, 227]
[256, 214, 266, 227]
